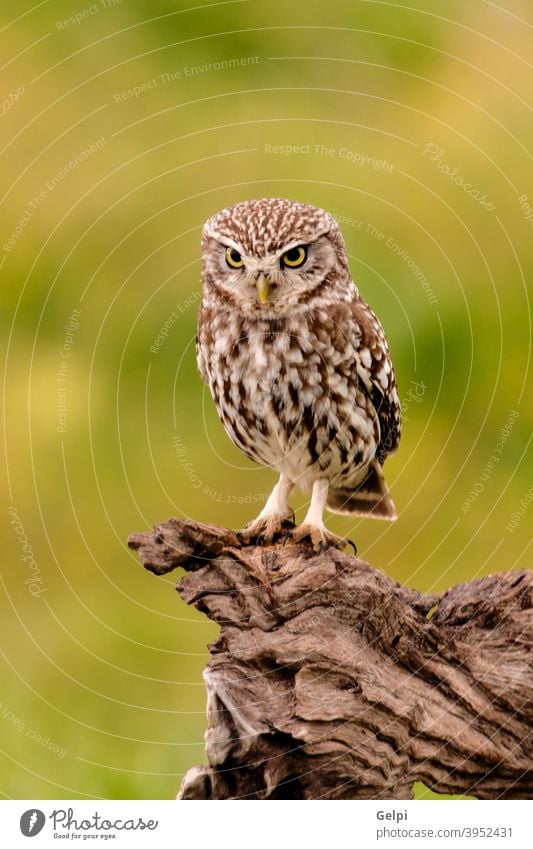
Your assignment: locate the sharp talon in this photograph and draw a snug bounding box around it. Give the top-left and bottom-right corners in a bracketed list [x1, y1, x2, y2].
[316, 540, 326, 554]
[237, 531, 261, 547]
[347, 539, 357, 555]
[238, 535, 253, 546]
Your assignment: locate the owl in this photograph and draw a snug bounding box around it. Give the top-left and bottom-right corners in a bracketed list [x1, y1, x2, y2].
[196, 198, 401, 549]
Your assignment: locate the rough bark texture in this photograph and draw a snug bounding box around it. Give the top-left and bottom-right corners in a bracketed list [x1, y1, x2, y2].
[128, 518, 533, 800]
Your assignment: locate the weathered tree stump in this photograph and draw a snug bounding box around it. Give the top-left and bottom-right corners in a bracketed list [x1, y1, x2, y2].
[128, 518, 533, 800]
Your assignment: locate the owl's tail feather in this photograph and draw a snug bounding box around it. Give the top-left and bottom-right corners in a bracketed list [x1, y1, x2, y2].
[327, 460, 397, 521]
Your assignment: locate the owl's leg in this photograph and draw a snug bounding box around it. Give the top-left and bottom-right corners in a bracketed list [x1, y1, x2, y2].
[239, 474, 295, 543]
[291, 478, 349, 551]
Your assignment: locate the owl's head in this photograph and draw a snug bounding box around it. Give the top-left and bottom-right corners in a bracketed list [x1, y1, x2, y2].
[201, 198, 352, 315]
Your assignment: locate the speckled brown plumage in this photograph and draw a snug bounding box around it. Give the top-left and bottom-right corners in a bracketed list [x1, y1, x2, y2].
[196, 198, 401, 548]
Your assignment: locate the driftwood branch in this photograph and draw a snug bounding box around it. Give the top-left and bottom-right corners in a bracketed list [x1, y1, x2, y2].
[128, 518, 533, 800]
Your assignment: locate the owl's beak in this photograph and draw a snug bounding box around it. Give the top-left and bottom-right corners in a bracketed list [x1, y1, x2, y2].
[255, 274, 270, 304]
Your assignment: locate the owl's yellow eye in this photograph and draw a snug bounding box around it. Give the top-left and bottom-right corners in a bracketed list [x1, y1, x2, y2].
[225, 247, 244, 268]
[281, 245, 307, 268]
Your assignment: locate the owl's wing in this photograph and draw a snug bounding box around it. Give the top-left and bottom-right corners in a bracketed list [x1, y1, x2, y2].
[351, 297, 401, 464]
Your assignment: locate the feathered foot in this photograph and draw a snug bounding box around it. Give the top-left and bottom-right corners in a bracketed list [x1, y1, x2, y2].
[239, 512, 295, 545]
[289, 521, 354, 553]
[289, 478, 356, 553]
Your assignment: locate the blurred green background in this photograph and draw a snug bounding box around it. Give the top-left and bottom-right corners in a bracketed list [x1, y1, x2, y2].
[1, 0, 531, 800]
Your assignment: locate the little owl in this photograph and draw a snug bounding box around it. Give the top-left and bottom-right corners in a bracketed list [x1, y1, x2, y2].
[196, 198, 401, 549]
